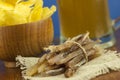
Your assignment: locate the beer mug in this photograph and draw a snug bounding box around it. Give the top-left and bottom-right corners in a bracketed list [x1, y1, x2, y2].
[57, 0, 115, 48]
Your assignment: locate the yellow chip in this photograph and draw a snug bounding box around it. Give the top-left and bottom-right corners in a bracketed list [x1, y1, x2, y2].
[4, 10, 27, 26]
[41, 5, 56, 20]
[0, 0, 56, 26]
[28, 0, 43, 22]
[0, 9, 6, 26]
[2, 0, 17, 6]
[14, 0, 36, 19]
[0, 1, 14, 10]
[16, 0, 36, 4]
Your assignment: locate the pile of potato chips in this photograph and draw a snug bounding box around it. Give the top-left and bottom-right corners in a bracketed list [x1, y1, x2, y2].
[0, 0, 56, 26]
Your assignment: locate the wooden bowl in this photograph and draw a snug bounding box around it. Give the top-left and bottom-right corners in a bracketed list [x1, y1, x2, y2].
[0, 18, 54, 68]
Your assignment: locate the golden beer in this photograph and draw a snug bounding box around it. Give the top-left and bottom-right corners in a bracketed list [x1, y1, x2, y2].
[57, 0, 112, 39]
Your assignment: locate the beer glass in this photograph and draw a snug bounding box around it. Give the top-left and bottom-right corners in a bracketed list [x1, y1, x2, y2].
[57, 0, 115, 48]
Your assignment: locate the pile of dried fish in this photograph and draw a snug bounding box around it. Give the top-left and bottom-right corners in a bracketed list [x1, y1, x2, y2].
[25, 32, 102, 78]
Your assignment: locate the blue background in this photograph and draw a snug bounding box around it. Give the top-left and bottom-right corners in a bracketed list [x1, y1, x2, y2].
[44, 0, 120, 38]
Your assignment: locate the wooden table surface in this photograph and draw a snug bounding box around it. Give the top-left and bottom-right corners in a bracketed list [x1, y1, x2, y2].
[0, 28, 120, 80]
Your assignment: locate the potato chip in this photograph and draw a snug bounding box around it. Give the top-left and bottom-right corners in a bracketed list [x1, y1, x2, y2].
[14, 0, 36, 19]
[0, 1, 14, 10]
[0, 9, 6, 26]
[28, 0, 43, 22]
[41, 5, 56, 20]
[2, 0, 17, 5]
[16, 0, 36, 4]
[0, 10, 27, 26]
[0, 0, 56, 26]
[7, 12, 27, 26]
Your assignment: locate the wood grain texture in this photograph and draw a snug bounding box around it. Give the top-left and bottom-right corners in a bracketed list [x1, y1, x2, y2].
[0, 18, 54, 62]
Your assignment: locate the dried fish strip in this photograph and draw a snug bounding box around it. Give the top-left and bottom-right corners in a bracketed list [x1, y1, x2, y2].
[66, 40, 88, 62]
[64, 66, 79, 78]
[25, 33, 101, 78]
[40, 68, 65, 77]
[44, 33, 90, 60]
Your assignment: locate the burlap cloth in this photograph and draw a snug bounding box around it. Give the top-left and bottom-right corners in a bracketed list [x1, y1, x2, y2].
[16, 50, 120, 80]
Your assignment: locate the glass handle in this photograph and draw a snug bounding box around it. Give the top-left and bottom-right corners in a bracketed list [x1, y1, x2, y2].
[112, 16, 120, 31]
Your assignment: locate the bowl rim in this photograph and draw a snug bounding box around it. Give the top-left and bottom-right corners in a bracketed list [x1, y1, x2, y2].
[0, 17, 52, 28]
